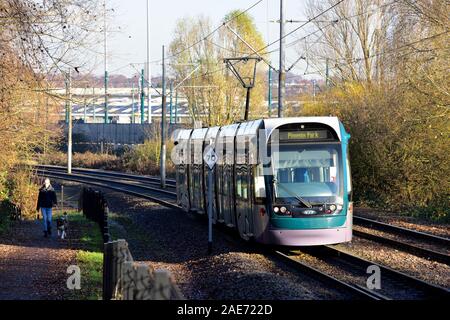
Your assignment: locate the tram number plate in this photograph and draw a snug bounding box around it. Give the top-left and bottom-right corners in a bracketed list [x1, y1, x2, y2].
[204, 146, 218, 169]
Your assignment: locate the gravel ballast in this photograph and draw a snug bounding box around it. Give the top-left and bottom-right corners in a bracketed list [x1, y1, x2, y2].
[102, 189, 353, 300]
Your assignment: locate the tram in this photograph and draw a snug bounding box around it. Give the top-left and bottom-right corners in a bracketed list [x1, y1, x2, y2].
[172, 117, 352, 246]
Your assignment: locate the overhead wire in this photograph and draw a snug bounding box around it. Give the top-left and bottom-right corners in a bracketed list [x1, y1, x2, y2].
[185, 0, 349, 82]
[149, 0, 264, 64]
[303, 30, 449, 75]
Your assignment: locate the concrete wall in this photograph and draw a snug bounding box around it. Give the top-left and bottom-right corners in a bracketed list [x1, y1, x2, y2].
[64, 123, 184, 146]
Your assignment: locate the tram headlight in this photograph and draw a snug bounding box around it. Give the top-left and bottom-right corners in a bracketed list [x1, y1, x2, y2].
[273, 207, 280, 213]
[280, 206, 287, 214]
[329, 204, 337, 212]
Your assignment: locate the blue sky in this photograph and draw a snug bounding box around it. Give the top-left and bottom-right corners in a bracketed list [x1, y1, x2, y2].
[103, 0, 310, 77]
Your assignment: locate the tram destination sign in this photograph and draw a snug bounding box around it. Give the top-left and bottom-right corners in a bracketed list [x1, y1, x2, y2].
[281, 130, 329, 141]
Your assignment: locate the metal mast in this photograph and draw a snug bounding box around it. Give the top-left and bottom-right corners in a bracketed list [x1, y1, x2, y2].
[146, 0, 152, 123]
[278, 0, 285, 118]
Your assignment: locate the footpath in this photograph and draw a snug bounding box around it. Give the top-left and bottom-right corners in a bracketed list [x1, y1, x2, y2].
[0, 217, 78, 300]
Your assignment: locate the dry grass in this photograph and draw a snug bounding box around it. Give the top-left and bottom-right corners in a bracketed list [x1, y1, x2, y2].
[41, 151, 120, 170]
[39, 139, 175, 178]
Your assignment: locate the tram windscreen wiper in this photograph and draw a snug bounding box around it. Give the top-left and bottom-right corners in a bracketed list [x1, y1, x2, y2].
[273, 180, 312, 208]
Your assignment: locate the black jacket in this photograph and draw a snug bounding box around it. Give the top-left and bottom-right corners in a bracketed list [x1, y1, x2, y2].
[36, 186, 58, 211]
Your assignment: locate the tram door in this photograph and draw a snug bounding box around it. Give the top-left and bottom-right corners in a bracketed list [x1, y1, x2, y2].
[221, 136, 236, 227]
[176, 162, 188, 209]
[189, 138, 205, 213]
[235, 136, 253, 240]
[176, 136, 190, 211]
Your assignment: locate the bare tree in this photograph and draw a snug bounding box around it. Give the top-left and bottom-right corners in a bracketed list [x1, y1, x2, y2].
[0, 0, 103, 216]
[303, 0, 397, 83]
[169, 11, 268, 126]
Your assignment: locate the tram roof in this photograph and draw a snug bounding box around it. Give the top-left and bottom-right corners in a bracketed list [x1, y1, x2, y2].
[173, 117, 343, 143]
[262, 117, 342, 141]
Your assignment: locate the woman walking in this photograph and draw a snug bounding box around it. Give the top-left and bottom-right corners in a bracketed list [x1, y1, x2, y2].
[36, 178, 58, 237]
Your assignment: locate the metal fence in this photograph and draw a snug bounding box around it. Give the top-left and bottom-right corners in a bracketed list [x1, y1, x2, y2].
[78, 187, 110, 242]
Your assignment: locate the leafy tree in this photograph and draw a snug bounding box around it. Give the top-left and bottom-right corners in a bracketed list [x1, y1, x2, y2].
[169, 11, 268, 126]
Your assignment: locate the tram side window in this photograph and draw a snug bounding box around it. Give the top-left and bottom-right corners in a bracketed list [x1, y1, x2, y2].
[241, 176, 248, 200]
[222, 168, 228, 197]
[178, 168, 185, 185]
[236, 175, 248, 200]
[236, 176, 242, 198]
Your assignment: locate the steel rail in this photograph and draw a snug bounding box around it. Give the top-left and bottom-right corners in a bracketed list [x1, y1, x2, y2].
[37, 166, 449, 249]
[36, 169, 177, 197]
[353, 229, 450, 265]
[272, 250, 387, 300]
[35, 164, 176, 186]
[354, 216, 450, 247]
[302, 245, 450, 299]
[37, 171, 180, 210]
[37, 168, 449, 299]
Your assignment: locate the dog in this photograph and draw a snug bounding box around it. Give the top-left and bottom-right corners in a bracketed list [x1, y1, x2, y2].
[56, 212, 69, 239]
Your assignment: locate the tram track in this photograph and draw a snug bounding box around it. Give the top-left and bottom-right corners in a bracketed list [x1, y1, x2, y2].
[283, 246, 449, 300]
[35, 169, 179, 210]
[270, 250, 388, 300]
[352, 228, 449, 265]
[36, 165, 449, 250]
[354, 215, 450, 247]
[38, 168, 381, 300]
[36, 165, 449, 299]
[35, 165, 176, 188]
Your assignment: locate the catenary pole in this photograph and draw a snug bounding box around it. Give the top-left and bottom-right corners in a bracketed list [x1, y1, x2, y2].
[140, 69, 145, 124]
[67, 69, 72, 174]
[169, 80, 173, 124]
[174, 89, 178, 124]
[131, 83, 135, 124]
[268, 65, 272, 117]
[103, 0, 109, 123]
[92, 87, 96, 122]
[160, 45, 167, 188]
[146, 0, 152, 123]
[278, 0, 285, 118]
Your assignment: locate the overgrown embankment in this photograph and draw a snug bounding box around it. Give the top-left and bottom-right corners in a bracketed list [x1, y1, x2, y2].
[300, 83, 449, 221]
